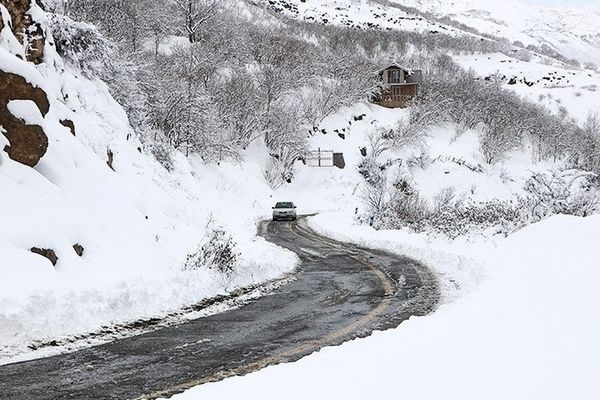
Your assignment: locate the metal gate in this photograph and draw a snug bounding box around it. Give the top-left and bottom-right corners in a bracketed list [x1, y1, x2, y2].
[307, 148, 334, 167]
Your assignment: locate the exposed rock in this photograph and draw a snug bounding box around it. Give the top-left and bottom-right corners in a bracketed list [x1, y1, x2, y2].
[25, 22, 45, 64]
[73, 244, 84, 257]
[107, 148, 114, 170]
[30, 247, 58, 266]
[59, 119, 76, 136]
[0, 0, 31, 40]
[0, 0, 46, 63]
[0, 70, 49, 166]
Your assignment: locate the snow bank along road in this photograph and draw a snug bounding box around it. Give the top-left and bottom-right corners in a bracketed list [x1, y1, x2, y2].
[0, 217, 439, 399]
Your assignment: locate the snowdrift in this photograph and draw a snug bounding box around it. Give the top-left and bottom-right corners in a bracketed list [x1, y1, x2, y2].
[166, 214, 600, 400]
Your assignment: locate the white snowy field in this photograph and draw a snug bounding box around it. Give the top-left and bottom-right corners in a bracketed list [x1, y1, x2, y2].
[166, 213, 600, 400]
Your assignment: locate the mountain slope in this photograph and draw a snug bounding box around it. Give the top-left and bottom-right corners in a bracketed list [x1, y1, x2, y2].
[390, 0, 600, 65]
[258, 0, 600, 66]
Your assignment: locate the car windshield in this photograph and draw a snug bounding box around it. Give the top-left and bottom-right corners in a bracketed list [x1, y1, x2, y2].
[275, 202, 294, 208]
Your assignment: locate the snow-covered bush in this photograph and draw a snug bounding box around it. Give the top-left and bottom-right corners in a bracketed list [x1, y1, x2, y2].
[383, 190, 430, 230]
[185, 228, 239, 276]
[146, 142, 175, 172]
[519, 169, 600, 222]
[360, 168, 600, 239]
[100, 57, 149, 130]
[263, 147, 301, 189]
[429, 200, 520, 238]
[48, 14, 112, 77]
[363, 180, 520, 236]
[432, 186, 465, 213]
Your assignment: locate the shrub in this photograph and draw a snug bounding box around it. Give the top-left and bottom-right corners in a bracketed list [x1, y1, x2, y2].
[146, 142, 174, 172]
[429, 199, 520, 238]
[519, 169, 600, 222]
[184, 228, 238, 275]
[49, 14, 112, 77]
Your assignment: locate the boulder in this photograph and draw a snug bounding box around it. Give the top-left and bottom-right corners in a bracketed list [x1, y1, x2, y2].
[30, 247, 58, 266]
[0, 70, 49, 166]
[73, 244, 84, 257]
[59, 119, 76, 136]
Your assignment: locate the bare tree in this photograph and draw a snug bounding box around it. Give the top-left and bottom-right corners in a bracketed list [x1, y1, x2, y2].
[170, 0, 218, 43]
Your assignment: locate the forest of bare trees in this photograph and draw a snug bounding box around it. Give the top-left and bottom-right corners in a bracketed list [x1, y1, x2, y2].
[42, 0, 600, 192]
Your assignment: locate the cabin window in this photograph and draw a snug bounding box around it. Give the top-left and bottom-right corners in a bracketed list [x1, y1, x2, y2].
[388, 69, 402, 84]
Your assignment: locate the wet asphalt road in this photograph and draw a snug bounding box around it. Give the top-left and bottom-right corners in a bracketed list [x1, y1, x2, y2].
[0, 217, 439, 399]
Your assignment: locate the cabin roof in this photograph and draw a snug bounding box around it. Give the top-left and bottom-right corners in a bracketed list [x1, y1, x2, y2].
[377, 63, 414, 75]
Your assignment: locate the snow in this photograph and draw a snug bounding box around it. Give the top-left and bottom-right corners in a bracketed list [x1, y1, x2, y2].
[166, 213, 600, 400]
[391, 0, 600, 65]
[0, 11, 298, 362]
[2, 0, 598, 387]
[455, 52, 600, 121]
[260, 0, 600, 66]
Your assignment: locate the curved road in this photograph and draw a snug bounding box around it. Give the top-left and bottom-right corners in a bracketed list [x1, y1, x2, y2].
[0, 217, 439, 399]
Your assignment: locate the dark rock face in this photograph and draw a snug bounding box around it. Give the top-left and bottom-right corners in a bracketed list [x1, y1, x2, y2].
[73, 244, 84, 257]
[0, 70, 49, 166]
[107, 149, 114, 170]
[59, 119, 76, 136]
[30, 247, 58, 266]
[0, 0, 46, 64]
[0, 1, 30, 37]
[25, 22, 45, 64]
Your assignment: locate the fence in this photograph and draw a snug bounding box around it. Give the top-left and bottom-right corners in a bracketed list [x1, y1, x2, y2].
[307, 148, 334, 167]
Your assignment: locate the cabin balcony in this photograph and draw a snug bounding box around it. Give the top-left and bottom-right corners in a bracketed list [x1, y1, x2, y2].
[372, 83, 418, 108]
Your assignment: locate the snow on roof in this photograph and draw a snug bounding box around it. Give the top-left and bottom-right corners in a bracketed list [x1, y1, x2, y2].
[377, 63, 414, 74]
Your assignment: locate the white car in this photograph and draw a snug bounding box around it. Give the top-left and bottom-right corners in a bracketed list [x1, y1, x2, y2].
[272, 202, 297, 221]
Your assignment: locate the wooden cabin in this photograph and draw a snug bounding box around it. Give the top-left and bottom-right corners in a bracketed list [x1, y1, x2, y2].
[373, 64, 422, 108]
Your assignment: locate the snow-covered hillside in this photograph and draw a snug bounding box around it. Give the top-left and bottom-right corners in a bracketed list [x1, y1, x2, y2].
[0, 1, 297, 361]
[394, 0, 600, 66]
[455, 52, 600, 122]
[259, 0, 600, 66]
[257, 0, 488, 39]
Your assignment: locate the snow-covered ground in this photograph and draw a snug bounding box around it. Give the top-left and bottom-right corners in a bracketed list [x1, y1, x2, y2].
[394, 0, 600, 66]
[455, 52, 600, 122]
[0, 4, 299, 361]
[260, 0, 600, 66]
[2, 2, 599, 394]
[165, 213, 600, 400]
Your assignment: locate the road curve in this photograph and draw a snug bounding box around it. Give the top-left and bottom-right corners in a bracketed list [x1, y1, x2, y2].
[0, 217, 439, 399]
